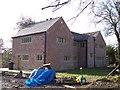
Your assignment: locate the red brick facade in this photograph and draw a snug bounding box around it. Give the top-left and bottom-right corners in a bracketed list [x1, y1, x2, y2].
[12, 33, 45, 70]
[45, 18, 74, 71]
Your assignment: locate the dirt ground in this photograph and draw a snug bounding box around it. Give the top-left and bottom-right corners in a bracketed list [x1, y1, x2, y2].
[1, 75, 120, 89]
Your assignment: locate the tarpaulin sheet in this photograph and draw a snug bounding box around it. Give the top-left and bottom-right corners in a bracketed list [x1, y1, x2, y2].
[25, 68, 55, 87]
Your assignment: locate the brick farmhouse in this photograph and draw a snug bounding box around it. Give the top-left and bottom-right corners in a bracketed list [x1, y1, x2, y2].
[12, 17, 107, 71]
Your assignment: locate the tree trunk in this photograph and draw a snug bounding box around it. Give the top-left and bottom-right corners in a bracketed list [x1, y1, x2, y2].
[114, 24, 120, 69]
[118, 40, 120, 69]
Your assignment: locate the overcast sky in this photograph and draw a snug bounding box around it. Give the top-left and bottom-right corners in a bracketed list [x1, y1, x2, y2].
[0, 0, 117, 48]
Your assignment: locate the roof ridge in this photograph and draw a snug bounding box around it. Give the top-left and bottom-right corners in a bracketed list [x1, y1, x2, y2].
[37, 17, 61, 24]
[83, 31, 100, 34]
[71, 31, 83, 35]
[85, 31, 100, 38]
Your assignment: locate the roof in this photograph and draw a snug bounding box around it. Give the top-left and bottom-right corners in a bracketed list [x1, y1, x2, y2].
[85, 31, 100, 38]
[13, 17, 61, 38]
[71, 31, 100, 41]
[71, 32, 89, 41]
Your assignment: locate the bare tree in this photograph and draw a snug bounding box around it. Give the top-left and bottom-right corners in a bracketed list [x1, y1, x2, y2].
[92, 0, 120, 67]
[0, 38, 3, 51]
[42, 0, 95, 20]
[42, 0, 71, 11]
[16, 15, 36, 30]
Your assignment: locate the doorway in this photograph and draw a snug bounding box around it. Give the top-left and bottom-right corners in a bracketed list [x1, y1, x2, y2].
[17, 55, 21, 70]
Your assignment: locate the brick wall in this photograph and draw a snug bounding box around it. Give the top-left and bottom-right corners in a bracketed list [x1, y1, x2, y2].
[87, 33, 107, 68]
[45, 18, 74, 71]
[12, 33, 45, 70]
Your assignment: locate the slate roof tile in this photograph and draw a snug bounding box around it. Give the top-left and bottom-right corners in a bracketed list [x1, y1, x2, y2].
[13, 17, 61, 37]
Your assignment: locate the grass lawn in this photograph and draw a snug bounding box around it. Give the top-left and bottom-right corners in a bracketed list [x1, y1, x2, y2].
[56, 68, 112, 81]
[0, 59, 2, 66]
[56, 68, 111, 76]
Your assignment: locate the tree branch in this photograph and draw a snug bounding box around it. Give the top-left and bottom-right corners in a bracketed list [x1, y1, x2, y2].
[42, 0, 70, 10]
[67, 1, 92, 22]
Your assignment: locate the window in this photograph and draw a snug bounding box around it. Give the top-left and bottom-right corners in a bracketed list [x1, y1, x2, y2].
[78, 42, 85, 48]
[17, 55, 21, 60]
[96, 56, 102, 60]
[56, 37, 66, 43]
[73, 41, 77, 46]
[101, 57, 104, 60]
[90, 53, 93, 57]
[73, 56, 77, 60]
[99, 44, 104, 48]
[22, 55, 29, 60]
[80, 43, 85, 48]
[37, 55, 42, 60]
[22, 37, 31, 43]
[64, 56, 70, 61]
[95, 43, 98, 48]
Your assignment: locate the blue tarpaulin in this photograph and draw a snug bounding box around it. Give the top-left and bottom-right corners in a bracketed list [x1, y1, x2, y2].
[25, 68, 55, 87]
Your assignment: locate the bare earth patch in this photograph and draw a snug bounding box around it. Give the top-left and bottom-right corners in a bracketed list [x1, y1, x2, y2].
[1, 75, 120, 89]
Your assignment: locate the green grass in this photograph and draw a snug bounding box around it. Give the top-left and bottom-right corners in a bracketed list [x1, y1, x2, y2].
[56, 68, 112, 81]
[56, 68, 111, 77]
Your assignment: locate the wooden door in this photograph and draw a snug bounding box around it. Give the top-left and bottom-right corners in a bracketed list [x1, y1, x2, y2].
[17, 55, 21, 70]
